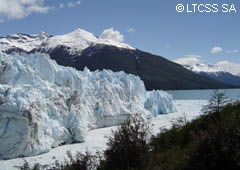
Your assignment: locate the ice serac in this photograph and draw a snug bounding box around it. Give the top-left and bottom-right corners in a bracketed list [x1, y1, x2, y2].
[0, 52, 175, 160]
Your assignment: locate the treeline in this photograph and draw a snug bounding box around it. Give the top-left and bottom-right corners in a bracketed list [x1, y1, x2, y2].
[19, 91, 240, 170]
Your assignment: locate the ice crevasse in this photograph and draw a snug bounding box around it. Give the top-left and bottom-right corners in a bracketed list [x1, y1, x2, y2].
[0, 52, 176, 160]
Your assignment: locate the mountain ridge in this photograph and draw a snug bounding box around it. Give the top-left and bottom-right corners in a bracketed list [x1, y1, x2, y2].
[0, 28, 233, 90]
[175, 59, 240, 87]
[0, 32, 51, 53]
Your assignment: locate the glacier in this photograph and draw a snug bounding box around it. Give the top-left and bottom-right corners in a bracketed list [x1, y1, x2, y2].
[0, 52, 175, 160]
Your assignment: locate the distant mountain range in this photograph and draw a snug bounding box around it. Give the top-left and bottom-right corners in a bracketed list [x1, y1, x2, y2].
[175, 60, 240, 87]
[0, 29, 233, 90]
[0, 32, 51, 53]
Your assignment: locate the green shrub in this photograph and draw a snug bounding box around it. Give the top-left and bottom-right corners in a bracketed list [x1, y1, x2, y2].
[150, 98, 240, 170]
[99, 114, 152, 170]
[188, 103, 240, 170]
[202, 89, 229, 113]
[58, 151, 101, 170]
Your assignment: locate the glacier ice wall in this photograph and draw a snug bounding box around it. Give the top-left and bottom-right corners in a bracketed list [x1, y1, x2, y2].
[0, 52, 175, 160]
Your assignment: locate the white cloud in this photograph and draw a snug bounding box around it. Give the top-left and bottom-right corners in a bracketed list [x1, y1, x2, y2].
[59, 3, 64, 8]
[216, 61, 240, 76]
[127, 28, 135, 33]
[226, 49, 239, 54]
[184, 55, 202, 58]
[0, 0, 52, 22]
[165, 44, 171, 49]
[0, 0, 82, 21]
[211, 47, 223, 54]
[67, 1, 81, 8]
[174, 55, 201, 66]
[100, 28, 124, 43]
[59, 1, 81, 9]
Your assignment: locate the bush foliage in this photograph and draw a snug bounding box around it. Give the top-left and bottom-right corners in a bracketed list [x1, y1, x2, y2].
[99, 114, 152, 170]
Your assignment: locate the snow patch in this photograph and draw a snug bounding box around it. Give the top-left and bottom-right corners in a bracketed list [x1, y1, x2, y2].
[39, 29, 98, 55]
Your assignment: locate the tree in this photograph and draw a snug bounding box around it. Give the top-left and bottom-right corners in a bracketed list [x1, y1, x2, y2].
[100, 114, 152, 170]
[202, 89, 229, 113]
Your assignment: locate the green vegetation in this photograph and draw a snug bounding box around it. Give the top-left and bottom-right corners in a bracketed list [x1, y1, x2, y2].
[202, 89, 230, 113]
[99, 114, 152, 170]
[150, 101, 240, 170]
[19, 91, 240, 170]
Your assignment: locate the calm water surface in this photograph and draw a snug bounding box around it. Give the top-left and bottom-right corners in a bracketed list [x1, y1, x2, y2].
[167, 89, 240, 100]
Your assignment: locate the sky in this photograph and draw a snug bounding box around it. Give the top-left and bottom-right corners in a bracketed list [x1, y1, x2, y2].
[0, 0, 240, 73]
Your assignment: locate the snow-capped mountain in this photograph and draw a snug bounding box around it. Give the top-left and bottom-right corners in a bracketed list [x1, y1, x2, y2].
[0, 29, 135, 55]
[0, 32, 51, 53]
[0, 28, 231, 90]
[183, 62, 225, 75]
[35, 29, 135, 58]
[175, 60, 240, 87]
[0, 52, 175, 160]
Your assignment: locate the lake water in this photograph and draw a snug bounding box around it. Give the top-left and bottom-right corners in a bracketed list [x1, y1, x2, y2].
[167, 89, 240, 100]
